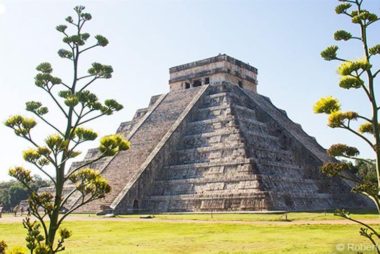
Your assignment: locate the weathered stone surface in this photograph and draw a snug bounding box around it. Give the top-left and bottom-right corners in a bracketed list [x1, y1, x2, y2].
[64, 55, 372, 214]
[73, 87, 205, 212]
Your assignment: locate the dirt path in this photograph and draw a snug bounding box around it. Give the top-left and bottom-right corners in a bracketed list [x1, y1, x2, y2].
[1, 215, 380, 226]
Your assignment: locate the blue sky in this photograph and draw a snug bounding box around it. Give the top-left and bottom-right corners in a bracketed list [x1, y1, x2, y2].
[0, 0, 379, 181]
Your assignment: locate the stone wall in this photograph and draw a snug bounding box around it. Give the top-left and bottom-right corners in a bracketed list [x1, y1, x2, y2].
[169, 54, 257, 92]
[112, 85, 209, 213]
[73, 87, 204, 213]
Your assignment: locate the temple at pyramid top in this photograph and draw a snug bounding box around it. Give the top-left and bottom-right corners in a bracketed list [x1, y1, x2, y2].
[169, 54, 258, 92]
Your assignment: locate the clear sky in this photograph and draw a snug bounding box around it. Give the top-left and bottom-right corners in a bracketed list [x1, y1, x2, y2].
[0, 0, 379, 181]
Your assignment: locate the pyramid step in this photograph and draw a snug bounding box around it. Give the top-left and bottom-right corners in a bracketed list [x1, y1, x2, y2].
[268, 191, 334, 211]
[177, 143, 246, 153]
[204, 90, 242, 101]
[188, 115, 236, 125]
[270, 191, 332, 200]
[232, 104, 257, 118]
[117, 120, 135, 134]
[243, 130, 280, 149]
[166, 158, 253, 170]
[253, 147, 293, 156]
[162, 159, 253, 180]
[260, 175, 320, 194]
[83, 148, 102, 160]
[152, 177, 262, 196]
[181, 130, 244, 149]
[176, 143, 247, 164]
[148, 191, 269, 201]
[208, 83, 233, 93]
[245, 130, 279, 141]
[193, 104, 232, 121]
[153, 174, 320, 197]
[236, 117, 269, 133]
[197, 104, 230, 112]
[145, 192, 269, 212]
[205, 91, 229, 99]
[183, 128, 240, 140]
[249, 148, 295, 164]
[254, 159, 305, 177]
[256, 159, 302, 170]
[157, 174, 316, 186]
[155, 175, 261, 185]
[160, 187, 264, 197]
[202, 88, 249, 108]
[201, 92, 237, 108]
[186, 116, 239, 135]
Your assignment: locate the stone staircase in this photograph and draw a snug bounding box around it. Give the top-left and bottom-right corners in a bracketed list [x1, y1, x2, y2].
[72, 87, 203, 213]
[143, 84, 270, 212]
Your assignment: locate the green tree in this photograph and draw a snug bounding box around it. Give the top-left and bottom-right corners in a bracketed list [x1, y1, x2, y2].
[4, 6, 130, 254]
[0, 181, 14, 210]
[315, 0, 380, 251]
[8, 184, 28, 209]
[0, 176, 50, 212]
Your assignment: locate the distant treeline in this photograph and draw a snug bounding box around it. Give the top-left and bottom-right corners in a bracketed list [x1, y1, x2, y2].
[0, 175, 50, 212]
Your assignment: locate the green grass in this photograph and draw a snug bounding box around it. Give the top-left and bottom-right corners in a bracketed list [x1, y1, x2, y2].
[0, 212, 379, 254]
[117, 211, 380, 222]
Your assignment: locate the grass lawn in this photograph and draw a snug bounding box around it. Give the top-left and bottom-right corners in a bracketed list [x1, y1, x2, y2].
[0, 212, 379, 254]
[118, 210, 380, 222]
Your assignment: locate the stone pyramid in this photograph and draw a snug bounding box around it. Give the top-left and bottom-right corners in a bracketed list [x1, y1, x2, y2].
[64, 54, 371, 214]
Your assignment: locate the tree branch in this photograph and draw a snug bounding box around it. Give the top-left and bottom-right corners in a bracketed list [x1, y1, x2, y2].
[374, 69, 380, 78]
[30, 212, 49, 242]
[334, 56, 349, 62]
[79, 44, 99, 55]
[360, 191, 380, 213]
[57, 193, 102, 227]
[45, 88, 68, 118]
[351, 36, 362, 41]
[339, 154, 374, 164]
[31, 111, 64, 136]
[79, 108, 96, 120]
[77, 74, 96, 81]
[78, 112, 107, 126]
[341, 214, 380, 238]
[357, 114, 372, 123]
[60, 81, 71, 90]
[341, 125, 374, 150]
[60, 187, 79, 209]
[79, 77, 98, 92]
[17, 134, 58, 169]
[32, 163, 57, 186]
[64, 153, 106, 181]
[79, 19, 86, 32]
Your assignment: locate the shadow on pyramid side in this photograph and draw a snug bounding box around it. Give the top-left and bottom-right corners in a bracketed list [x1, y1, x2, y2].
[62, 54, 373, 214]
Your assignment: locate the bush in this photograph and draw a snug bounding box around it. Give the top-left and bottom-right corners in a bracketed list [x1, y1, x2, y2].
[0, 241, 7, 254]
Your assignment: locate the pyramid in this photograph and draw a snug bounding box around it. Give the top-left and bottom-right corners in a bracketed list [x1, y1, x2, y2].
[64, 54, 371, 214]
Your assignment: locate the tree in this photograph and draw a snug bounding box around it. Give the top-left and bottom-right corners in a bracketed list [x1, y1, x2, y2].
[0, 176, 50, 212]
[4, 6, 130, 254]
[8, 184, 28, 209]
[314, 0, 380, 251]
